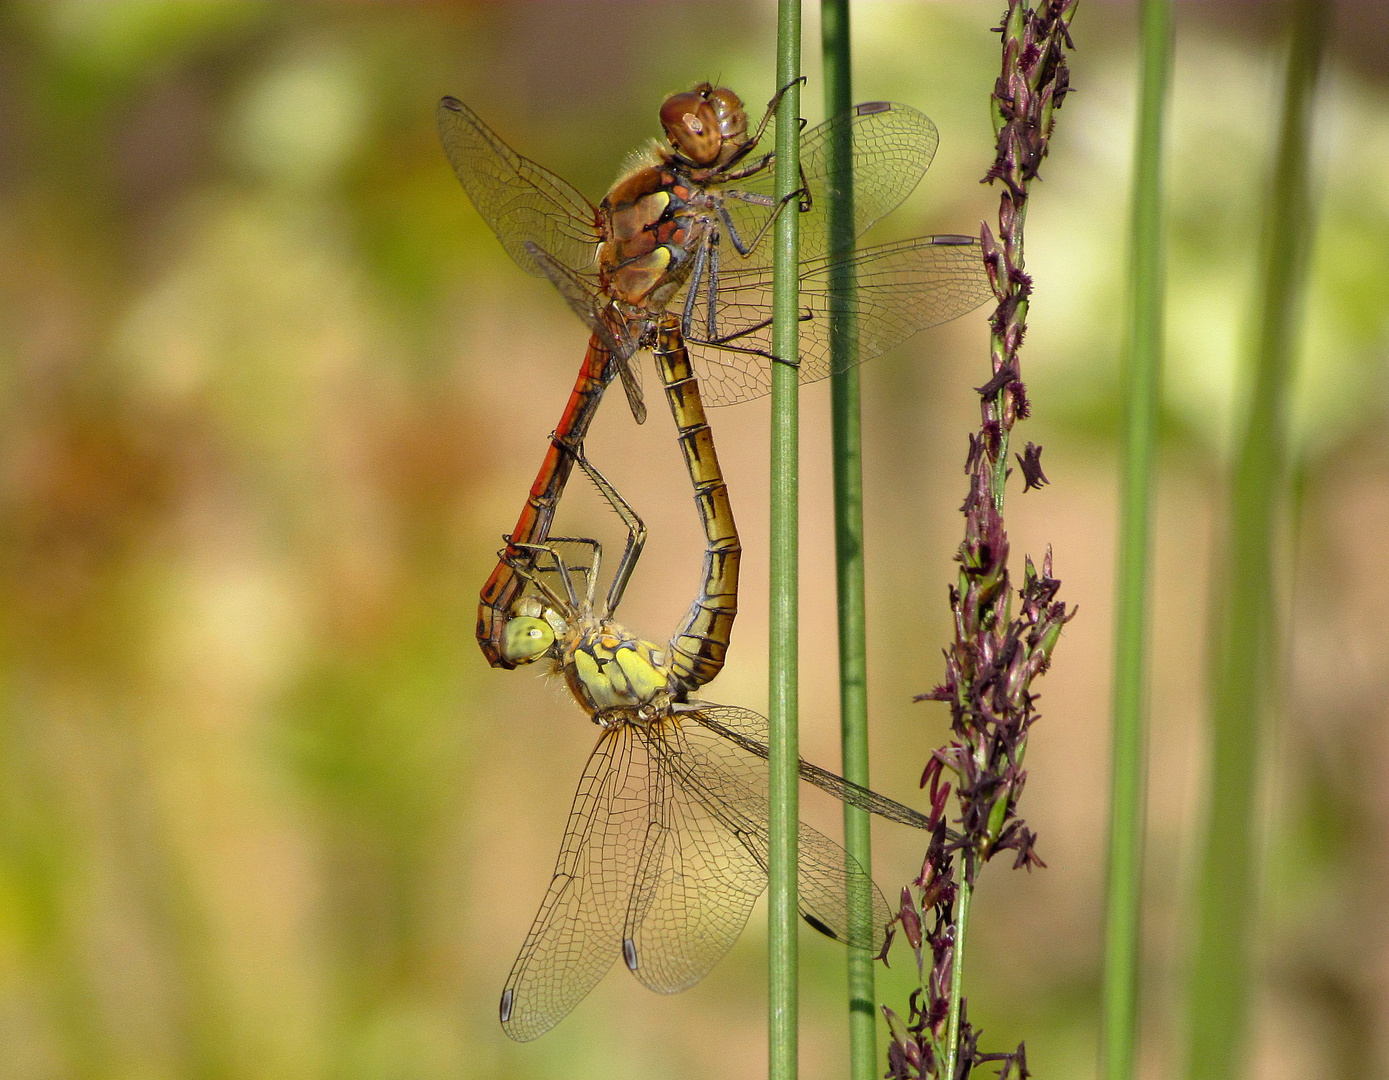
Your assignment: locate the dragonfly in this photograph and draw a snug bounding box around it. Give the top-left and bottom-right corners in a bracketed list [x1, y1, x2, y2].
[438, 83, 992, 670]
[493, 316, 934, 1042]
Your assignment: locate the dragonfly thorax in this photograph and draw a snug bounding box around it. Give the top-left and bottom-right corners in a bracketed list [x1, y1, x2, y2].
[562, 619, 675, 716]
[599, 166, 714, 311]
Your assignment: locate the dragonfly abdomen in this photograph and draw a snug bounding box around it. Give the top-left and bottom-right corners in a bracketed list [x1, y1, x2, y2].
[477, 333, 616, 666]
[652, 317, 741, 694]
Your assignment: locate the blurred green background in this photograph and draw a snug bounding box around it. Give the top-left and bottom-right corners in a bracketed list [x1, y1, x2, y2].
[0, 1, 1385, 1078]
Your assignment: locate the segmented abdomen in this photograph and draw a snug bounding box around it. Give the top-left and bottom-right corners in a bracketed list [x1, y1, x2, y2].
[477, 333, 615, 667]
[652, 315, 740, 693]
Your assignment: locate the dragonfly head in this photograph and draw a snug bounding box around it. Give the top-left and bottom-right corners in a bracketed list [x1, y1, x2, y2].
[660, 84, 749, 169]
[501, 617, 553, 665]
[500, 596, 566, 666]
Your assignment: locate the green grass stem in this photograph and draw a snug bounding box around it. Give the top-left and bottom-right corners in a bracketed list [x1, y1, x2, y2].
[1101, 3, 1172, 1079]
[1184, 2, 1327, 1079]
[942, 878, 972, 1080]
[769, 3, 803, 1079]
[820, 4, 876, 1080]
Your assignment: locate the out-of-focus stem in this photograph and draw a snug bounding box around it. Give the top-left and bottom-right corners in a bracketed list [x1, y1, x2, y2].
[1102, 2, 1172, 1080]
[1185, 2, 1326, 1079]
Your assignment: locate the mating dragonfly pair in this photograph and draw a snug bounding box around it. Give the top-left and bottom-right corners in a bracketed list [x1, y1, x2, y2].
[439, 81, 990, 1041]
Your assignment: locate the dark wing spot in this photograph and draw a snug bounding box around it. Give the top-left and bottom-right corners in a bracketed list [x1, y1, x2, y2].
[802, 914, 840, 941]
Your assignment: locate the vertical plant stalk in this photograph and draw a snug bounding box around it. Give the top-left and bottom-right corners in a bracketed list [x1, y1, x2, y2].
[1185, 3, 1327, 1079]
[820, 3, 876, 1079]
[768, 2, 803, 1078]
[882, 5, 1076, 1079]
[1101, 2, 1172, 1079]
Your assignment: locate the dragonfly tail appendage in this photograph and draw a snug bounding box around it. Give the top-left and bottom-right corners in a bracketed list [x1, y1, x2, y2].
[652, 317, 740, 693]
[478, 333, 616, 667]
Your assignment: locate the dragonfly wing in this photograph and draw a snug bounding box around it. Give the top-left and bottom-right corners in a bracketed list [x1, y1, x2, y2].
[617, 715, 766, 994]
[686, 705, 934, 830]
[499, 724, 653, 1042]
[437, 96, 602, 279]
[719, 101, 940, 266]
[797, 102, 939, 258]
[794, 814, 892, 952]
[650, 707, 891, 957]
[799, 234, 992, 382]
[616, 355, 647, 427]
[525, 242, 646, 424]
[688, 234, 991, 407]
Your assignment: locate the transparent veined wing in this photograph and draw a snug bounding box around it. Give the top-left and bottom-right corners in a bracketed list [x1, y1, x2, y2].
[646, 706, 891, 956]
[687, 705, 934, 830]
[501, 704, 898, 1042]
[499, 724, 649, 1042]
[687, 234, 993, 407]
[526, 241, 646, 421]
[437, 96, 603, 280]
[720, 101, 940, 266]
[618, 713, 768, 994]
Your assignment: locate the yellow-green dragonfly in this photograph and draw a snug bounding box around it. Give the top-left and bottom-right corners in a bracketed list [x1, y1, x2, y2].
[493, 316, 932, 1042]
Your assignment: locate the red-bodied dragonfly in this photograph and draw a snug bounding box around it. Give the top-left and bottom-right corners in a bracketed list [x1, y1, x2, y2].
[438, 83, 991, 670]
[492, 316, 933, 1040]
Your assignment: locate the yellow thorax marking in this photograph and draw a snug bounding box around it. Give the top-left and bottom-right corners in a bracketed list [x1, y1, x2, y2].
[566, 623, 672, 713]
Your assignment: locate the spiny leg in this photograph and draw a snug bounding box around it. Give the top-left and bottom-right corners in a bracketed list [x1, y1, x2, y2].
[571, 448, 647, 619]
[717, 184, 809, 257]
[507, 540, 585, 614]
[680, 239, 711, 341]
[746, 76, 807, 154]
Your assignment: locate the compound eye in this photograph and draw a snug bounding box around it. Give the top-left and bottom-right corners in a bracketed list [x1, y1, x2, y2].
[502, 616, 555, 665]
[659, 92, 722, 165]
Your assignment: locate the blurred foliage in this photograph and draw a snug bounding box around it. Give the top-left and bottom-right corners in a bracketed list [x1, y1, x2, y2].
[1029, 30, 1389, 463]
[0, 2, 1383, 1080]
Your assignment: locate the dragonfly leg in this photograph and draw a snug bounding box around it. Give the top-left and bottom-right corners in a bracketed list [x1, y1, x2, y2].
[711, 79, 817, 198]
[797, 160, 812, 212]
[718, 152, 773, 184]
[680, 240, 710, 340]
[507, 540, 584, 613]
[691, 309, 818, 369]
[749, 75, 807, 148]
[709, 76, 805, 177]
[525, 535, 607, 613]
[719, 184, 810, 258]
[571, 449, 647, 619]
[705, 234, 719, 340]
[712, 77, 810, 178]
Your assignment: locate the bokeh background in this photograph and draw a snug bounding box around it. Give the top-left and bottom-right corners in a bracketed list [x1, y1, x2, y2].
[0, 1, 1386, 1078]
